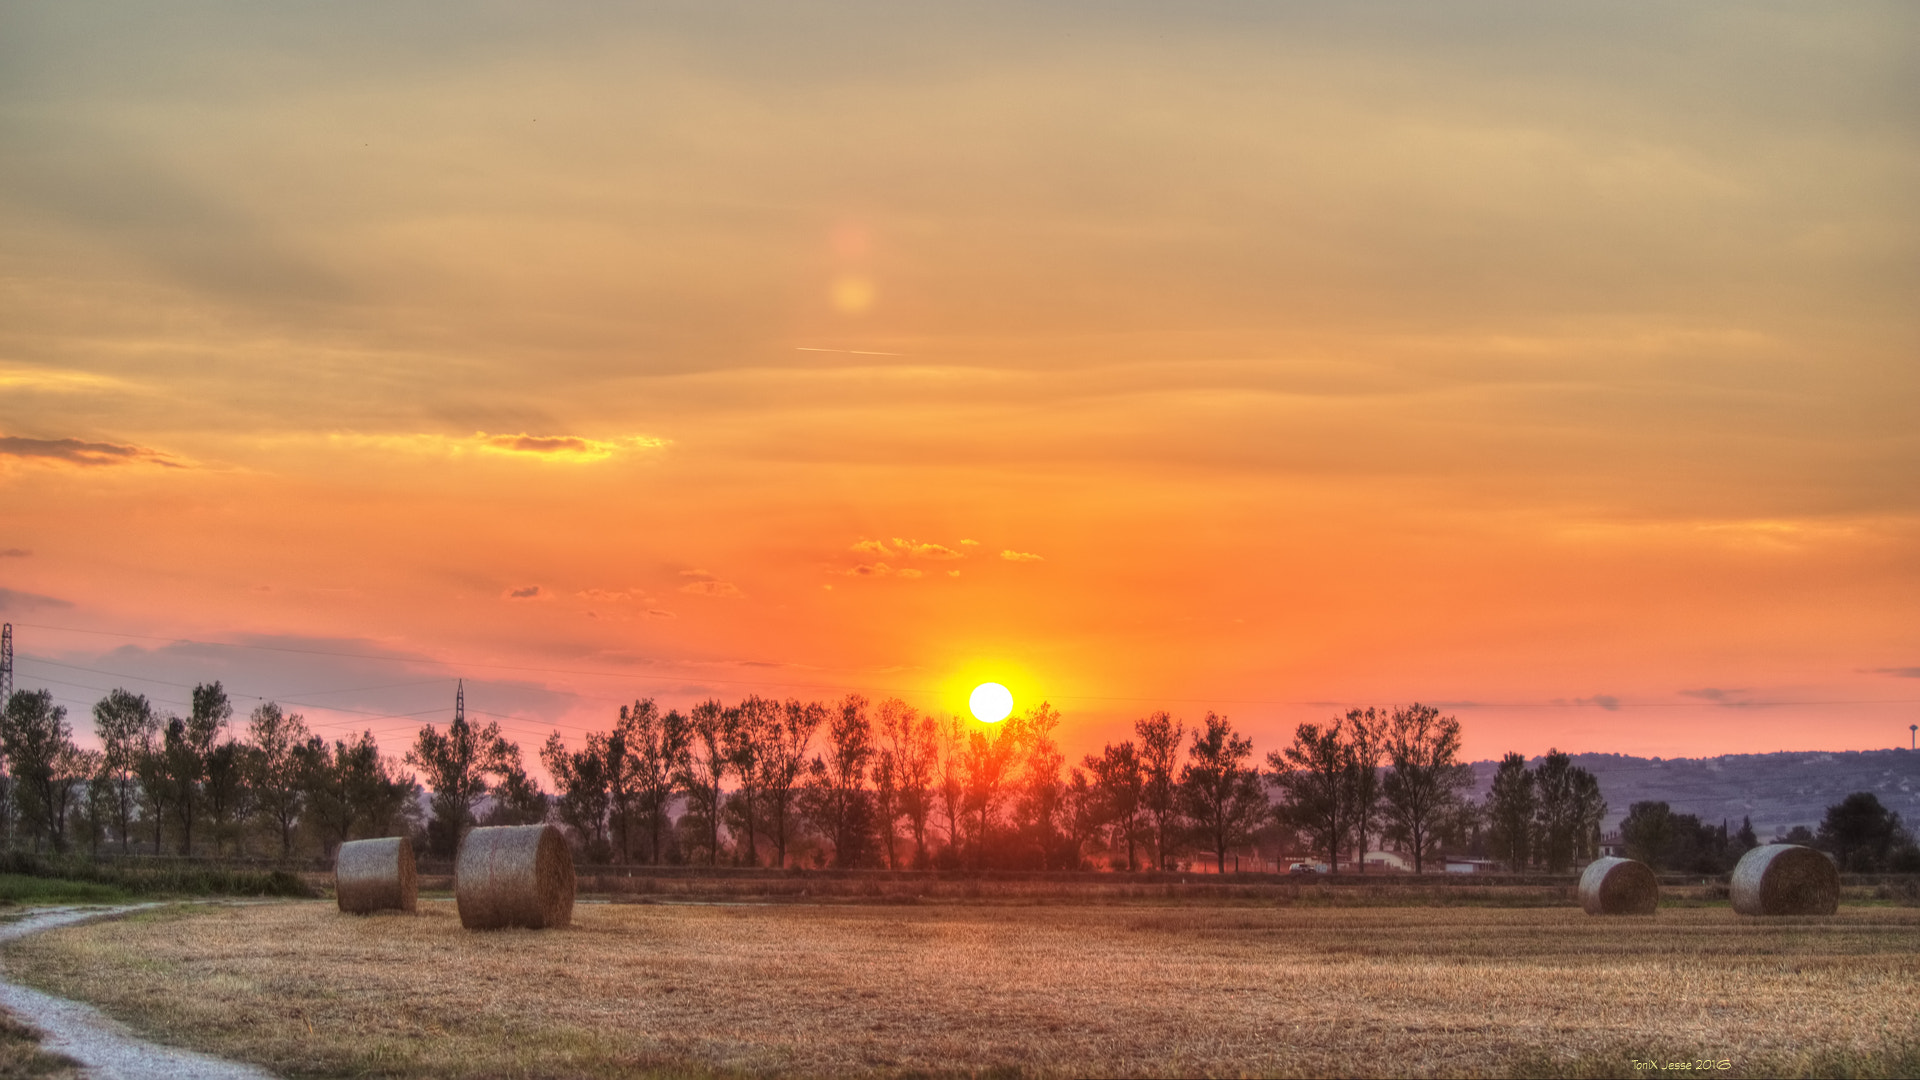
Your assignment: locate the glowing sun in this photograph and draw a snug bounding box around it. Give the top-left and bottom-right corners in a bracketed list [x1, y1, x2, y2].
[969, 682, 1014, 723]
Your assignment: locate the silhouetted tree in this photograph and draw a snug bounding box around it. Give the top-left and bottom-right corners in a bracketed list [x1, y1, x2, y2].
[158, 682, 231, 856]
[1621, 800, 1677, 867]
[761, 699, 821, 868]
[246, 702, 310, 858]
[675, 700, 732, 864]
[1486, 752, 1536, 871]
[1343, 708, 1386, 871]
[1379, 703, 1471, 873]
[406, 706, 528, 857]
[1818, 792, 1904, 872]
[300, 731, 419, 854]
[92, 689, 156, 854]
[1178, 712, 1267, 873]
[202, 739, 249, 856]
[880, 700, 939, 868]
[1136, 712, 1185, 870]
[1270, 718, 1352, 872]
[725, 695, 781, 867]
[1088, 740, 1146, 870]
[1533, 749, 1606, 872]
[1, 689, 92, 852]
[543, 731, 612, 859]
[934, 715, 968, 862]
[803, 694, 875, 867]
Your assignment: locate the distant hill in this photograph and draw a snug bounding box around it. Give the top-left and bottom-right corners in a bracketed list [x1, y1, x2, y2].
[1465, 749, 1920, 839]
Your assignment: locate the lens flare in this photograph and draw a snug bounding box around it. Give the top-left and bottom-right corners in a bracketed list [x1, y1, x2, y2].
[969, 682, 1013, 723]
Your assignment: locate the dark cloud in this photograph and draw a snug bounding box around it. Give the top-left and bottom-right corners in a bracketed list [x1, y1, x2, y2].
[1574, 694, 1621, 711]
[1681, 687, 1746, 702]
[503, 585, 544, 600]
[0, 435, 178, 467]
[1870, 667, 1920, 679]
[14, 633, 581, 752]
[0, 549, 29, 557]
[0, 588, 73, 612]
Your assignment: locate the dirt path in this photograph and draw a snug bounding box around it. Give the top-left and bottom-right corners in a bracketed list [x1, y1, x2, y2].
[0, 905, 275, 1080]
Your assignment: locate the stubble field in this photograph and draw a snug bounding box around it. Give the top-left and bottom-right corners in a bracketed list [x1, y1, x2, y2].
[1, 899, 1915, 1079]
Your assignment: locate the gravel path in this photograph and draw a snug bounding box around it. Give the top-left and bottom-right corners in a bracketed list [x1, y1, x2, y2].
[0, 905, 275, 1080]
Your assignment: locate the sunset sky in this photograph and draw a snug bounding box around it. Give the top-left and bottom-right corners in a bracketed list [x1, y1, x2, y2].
[1, 3, 1915, 769]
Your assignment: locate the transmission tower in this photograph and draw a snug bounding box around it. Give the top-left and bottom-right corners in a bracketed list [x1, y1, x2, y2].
[0, 623, 11, 713]
[455, 678, 465, 725]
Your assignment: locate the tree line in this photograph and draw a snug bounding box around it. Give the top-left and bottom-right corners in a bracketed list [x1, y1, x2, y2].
[4, 680, 1615, 872]
[0, 685, 418, 858]
[1617, 792, 1920, 874]
[529, 695, 1581, 873]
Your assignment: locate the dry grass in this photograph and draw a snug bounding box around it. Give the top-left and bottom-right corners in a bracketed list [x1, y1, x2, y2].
[0, 1009, 78, 1079]
[3, 900, 1917, 1079]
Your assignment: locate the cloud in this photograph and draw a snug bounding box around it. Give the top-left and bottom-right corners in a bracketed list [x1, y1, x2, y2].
[844, 562, 923, 579]
[1870, 667, 1920, 679]
[0, 549, 29, 558]
[503, 585, 545, 600]
[1000, 549, 1044, 562]
[679, 579, 745, 598]
[0, 436, 179, 468]
[850, 539, 894, 556]
[1681, 687, 1747, 702]
[0, 588, 73, 613]
[959, 540, 981, 547]
[1574, 694, 1621, 710]
[327, 432, 667, 463]
[892, 539, 964, 560]
[0, 367, 136, 393]
[575, 588, 646, 603]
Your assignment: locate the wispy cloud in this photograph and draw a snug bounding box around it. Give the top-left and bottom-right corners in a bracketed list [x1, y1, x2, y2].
[1573, 694, 1621, 710]
[1870, 667, 1920, 679]
[0, 436, 180, 468]
[327, 432, 667, 463]
[680, 579, 746, 598]
[503, 585, 546, 600]
[0, 588, 73, 612]
[1000, 549, 1044, 562]
[0, 549, 29, 558]
[845, 563, 923, 579]
[894, 539, 964, 560]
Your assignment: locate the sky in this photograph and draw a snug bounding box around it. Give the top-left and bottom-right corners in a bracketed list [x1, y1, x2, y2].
[1, 2, 1916, 769]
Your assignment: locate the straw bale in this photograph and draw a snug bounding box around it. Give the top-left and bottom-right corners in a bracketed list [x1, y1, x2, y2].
[1730, 843, 1839, 916]
[455, 824, 575, 930]
[334, 836, 417, 914]
[1577, 856, 1659, 915]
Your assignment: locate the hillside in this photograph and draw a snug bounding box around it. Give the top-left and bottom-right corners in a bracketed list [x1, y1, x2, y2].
[1465, 748, 1920, 839]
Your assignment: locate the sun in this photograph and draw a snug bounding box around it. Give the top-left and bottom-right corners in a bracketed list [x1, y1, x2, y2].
[969, 682, 1014, 723]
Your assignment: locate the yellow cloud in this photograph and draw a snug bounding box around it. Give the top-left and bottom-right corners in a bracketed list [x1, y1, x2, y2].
[892, 538, 965, 560]
[679, 579, 745, 599]
[325, 431, 667, 462]
[1000, 549, 1044, 562]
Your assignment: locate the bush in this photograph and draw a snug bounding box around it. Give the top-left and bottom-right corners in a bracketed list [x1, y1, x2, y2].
[0, 851, 314, 899]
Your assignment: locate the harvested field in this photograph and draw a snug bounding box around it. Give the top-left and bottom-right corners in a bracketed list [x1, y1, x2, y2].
[3, 901, 1917, 1079]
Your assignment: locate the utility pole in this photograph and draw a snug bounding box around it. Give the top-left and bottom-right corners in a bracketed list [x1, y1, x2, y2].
[0, 623, 12, 715]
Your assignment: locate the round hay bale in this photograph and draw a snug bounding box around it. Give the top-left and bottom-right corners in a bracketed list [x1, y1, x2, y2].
[1578, 856, 1659, 915]
[335, 836, 417, 914]
[454, 824, 575, 930]
[1731, 843, 1839, 916]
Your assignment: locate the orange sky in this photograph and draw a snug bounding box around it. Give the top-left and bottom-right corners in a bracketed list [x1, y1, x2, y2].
[2, 4, 1916, 768]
